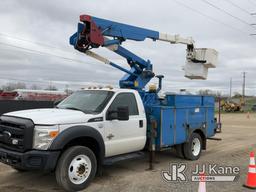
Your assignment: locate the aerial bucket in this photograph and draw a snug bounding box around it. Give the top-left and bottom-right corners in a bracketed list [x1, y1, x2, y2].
[184, 48, 218, 80]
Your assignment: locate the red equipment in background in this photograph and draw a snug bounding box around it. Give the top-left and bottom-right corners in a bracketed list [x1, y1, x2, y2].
[0, 91, 18, 100]
[0, 89, 68, 101]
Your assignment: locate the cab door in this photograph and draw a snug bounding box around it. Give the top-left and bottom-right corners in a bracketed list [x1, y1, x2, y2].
[104, 92, 146, 157]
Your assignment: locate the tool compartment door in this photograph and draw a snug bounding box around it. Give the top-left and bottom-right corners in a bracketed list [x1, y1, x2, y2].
[160, 108, 174, 147]
[187, 107, 206, 129]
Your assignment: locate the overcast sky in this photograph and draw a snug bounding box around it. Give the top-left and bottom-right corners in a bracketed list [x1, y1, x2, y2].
[0, 0, 256, 95]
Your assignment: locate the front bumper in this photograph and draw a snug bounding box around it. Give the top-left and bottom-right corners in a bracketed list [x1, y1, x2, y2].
[0, 148, 60, 172]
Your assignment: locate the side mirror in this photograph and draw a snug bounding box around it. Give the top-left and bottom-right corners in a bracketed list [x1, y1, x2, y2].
[117, 106, 129, 121]
[107, 106, 129, 121]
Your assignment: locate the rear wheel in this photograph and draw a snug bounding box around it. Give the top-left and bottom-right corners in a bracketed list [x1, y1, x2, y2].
[55, 146, 97, 192]
[183, 133, 202, 160]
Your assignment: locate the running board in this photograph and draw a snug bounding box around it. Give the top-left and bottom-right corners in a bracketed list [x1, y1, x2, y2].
[103, 151, 145, 165]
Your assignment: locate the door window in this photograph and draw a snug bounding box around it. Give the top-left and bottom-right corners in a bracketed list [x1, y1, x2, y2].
[108, 93, 139, 116]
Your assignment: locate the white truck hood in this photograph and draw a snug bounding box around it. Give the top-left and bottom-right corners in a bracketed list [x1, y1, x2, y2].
[3, 108, 95, 125]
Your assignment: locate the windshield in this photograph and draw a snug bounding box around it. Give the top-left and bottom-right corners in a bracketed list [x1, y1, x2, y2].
[57, 90, 114, 114]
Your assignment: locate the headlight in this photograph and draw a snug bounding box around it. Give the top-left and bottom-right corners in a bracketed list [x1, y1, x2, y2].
[33, 125, 59, 150]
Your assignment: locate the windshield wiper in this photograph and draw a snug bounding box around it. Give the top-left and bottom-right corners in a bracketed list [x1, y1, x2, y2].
[64, 107, 84, 112]
[60, 107, 94, 114]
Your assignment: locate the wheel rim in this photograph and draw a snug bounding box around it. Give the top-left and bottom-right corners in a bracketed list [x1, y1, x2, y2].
[191, 138, 201, 156]
[68, 154, 92, 185]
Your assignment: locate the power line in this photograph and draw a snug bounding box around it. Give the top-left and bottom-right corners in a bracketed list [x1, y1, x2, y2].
[0, 41, 89, 65]
[0, 33, 62, 50]
[0, 33, 78, 59]
[201, 0, 256, 29]
[223, 0, 252, 15]
[173, 0, 251, 35]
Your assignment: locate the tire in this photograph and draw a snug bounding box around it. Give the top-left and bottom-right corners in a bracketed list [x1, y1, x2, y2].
[183, 133, 202, 160]
[55, 146, 97, 192]
[175, 144, 184, 158]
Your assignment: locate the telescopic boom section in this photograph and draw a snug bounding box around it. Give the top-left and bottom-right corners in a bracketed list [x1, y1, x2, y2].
[70, 15, 217, 91]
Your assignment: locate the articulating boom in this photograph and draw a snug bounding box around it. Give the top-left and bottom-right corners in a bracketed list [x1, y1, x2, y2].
[70, 15, 217, 92]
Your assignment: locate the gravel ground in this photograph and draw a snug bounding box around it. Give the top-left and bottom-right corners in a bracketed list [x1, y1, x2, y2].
[0, 113, 255, 192]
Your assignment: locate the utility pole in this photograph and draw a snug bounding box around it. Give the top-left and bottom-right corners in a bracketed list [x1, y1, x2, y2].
[229, 77, 232, 99]
[65, 84, 69, 94]
[242, 72, 246, 103]
[251, 13, 256, 36]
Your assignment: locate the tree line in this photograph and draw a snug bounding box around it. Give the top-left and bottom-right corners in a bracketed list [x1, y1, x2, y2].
[1, 82, 58, 91]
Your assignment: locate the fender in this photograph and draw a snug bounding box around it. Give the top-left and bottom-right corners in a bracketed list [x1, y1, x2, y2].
[49, 125, 105, 162]
[184, 123, 206, 140]
[186, 127, 207, 150]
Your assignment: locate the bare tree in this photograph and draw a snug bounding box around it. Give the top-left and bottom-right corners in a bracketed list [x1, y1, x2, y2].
[2, 82, 26, 91]
[233, 92, 242, 98]
[197, 89, 222, 97]
[45, 85, 58, 91]
[30, 84, 42, 90]
[198, 89, 212, 95]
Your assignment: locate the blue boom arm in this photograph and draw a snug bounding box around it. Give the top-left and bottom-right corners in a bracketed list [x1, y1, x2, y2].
[69, 15, 191, 91]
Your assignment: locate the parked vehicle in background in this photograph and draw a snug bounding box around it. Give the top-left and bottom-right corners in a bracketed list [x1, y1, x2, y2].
[252, 104, 256, 112]
[221, 100, 242, 112]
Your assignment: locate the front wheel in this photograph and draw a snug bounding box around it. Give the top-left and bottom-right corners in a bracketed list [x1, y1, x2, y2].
[183, 133, 202, 160]
[55, 146, 97, 192]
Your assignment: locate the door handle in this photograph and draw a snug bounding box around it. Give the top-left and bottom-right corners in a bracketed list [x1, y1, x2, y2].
[139, 120, 143, 128]
[107, 134, 115, 140]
